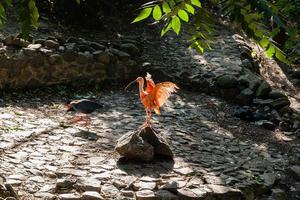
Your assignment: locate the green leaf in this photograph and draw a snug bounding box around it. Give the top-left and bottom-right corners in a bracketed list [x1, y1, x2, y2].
[162, 2, 171, 14]
[178, 9, 189, 22]
[0, 4, 5, 21]
[266, 44, 275, 57]
[171, 16, 181, 35]
[132, 7, 153, 23]
[185, 4, 195, 14]
[275, 48, 291, 64]
[191, 0, 201, 8]
[153, 5, 162, 20]
[28, 0, 39, 29]
[259, 37, 269, 48]
[161, 21, 172, 36]
[75, 0, 80, 4]
[169, 0, 175, 7]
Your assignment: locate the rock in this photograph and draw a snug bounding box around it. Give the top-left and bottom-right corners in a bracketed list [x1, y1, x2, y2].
[255, 120, 276, 131]
[269, 189, 288, 200]
[120, 43, 140, 56]
[236, 88, 254, 105]
[3, 36, 29, 47]
[289, 166, 300, 180]
[82, 191, 104, 200]
[206, 184, 242, 200]
[43, 40, 59, 49]
[216, 75, 238, 89]
[115, 130, 154, 162]
[268, 90, 287, 99]
[135, 190, 158, 200]
[156, 190, 178, 200]
[115, 127, 173, 162]
[233, 106, 253, 121]
[256, 81, 271, 98]
[270, 97, 290, 109]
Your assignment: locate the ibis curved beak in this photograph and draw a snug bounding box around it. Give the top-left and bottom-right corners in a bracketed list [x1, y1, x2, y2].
[125, 79, 137, 90]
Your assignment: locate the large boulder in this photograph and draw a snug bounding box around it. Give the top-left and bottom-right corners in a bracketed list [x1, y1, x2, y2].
[115, 127, 173, 162]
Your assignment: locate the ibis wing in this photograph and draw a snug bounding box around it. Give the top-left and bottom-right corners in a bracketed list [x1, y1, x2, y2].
[151, 82, 178, 107]
[146, 79, 155, 93]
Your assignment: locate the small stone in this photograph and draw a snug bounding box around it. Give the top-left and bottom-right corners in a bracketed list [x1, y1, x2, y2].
[119, 43, 140, 56]
[56, 178, 77, 189]
[74, 178, 101, 192]
[101, 184, 119, 197]
[35, 192, 56, 199]
[4, 36, 29, 47]
[236, 88, 254, 105]
[135, 190, 158, 200]
[58, 193, 81, 200]
[27, 43, 42, 49]
[289, 165, 300, 180]
[108, 48, 130, 60]
[43, 40, 59, 49]
[255, 120, 276, 131]
[155, 190, 178, 200]
[89, 42, 106, 50]
[270, 97, 290, 109]
[279, 121, 291, 131]
[256, 81, 271, 98]
[121, 190, 135, 197]
[133, 181, 156, 191]
[82, 191, 104, 200]
[206, 184, 242, 199]
[174, 167, 194, 175]
[261, 173, 276, 187]
[177, 188, 199, 199]
[269, 90, 287, 99]
[217, 75, 238, 89]
[269, 188, 288, 200]
[160, 181, 178, 193]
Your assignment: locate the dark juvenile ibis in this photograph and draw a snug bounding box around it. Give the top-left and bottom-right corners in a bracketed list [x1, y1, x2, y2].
[66, 99, 103, 126]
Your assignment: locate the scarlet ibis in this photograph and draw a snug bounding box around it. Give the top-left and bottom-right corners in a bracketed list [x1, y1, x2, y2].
[66, 99, 103, 125]
[125, 73, 179, 126]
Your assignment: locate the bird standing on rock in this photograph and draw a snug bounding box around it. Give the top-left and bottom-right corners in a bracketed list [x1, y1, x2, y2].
[125, 73, 179, 127]
[66, 99, 103, 126]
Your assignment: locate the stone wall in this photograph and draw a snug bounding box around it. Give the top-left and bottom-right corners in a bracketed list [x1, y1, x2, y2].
[0, 36, 141, 89]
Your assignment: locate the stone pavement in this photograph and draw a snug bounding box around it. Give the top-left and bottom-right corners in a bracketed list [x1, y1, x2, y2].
[0, 89, 297, 199]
